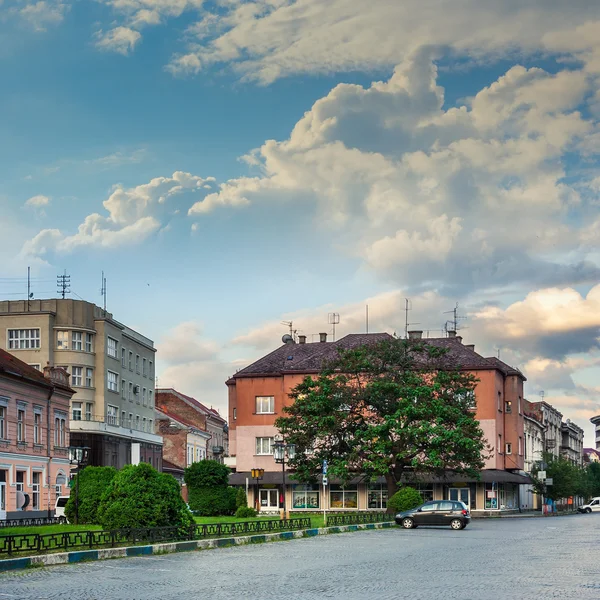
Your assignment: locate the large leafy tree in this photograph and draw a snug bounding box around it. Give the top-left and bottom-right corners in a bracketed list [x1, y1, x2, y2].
[276, 337, 489, 500]
[531, 453, 584, 502]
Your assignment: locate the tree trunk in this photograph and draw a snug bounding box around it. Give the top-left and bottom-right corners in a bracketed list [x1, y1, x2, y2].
[385, 473, 398, 513]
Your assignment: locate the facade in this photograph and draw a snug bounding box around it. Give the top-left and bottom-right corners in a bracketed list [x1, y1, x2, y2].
[156, 389, 228, 463]
[527, 401, 563, 458]
[590, 415, 600, 451]
[0, 349, 75, 520]
[560, 420, 584, 466]
[227, 331, 529, 514]
[521, 400, 546, 510]
[0, 299, 162, 470]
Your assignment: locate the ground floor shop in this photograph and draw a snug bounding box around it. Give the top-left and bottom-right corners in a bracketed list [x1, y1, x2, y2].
[230, 469, 531, 514]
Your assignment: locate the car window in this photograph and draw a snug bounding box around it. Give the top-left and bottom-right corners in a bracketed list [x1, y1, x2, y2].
[420, 502, 439, 512]
[438, 501, 453, 511]
[56, 497, 68, 507]
[591, 500, 599, 506]
[453, 502, 464, 510]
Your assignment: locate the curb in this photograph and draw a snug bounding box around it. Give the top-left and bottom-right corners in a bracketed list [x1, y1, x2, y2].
[0, 522, 396, 572]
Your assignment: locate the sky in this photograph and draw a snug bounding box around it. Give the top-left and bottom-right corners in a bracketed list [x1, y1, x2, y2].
[1, 0, 599, 443]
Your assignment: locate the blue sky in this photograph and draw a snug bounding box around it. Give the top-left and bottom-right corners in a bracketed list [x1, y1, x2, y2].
[1, 0, 599, 441]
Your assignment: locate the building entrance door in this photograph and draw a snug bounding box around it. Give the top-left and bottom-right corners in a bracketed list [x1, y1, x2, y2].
[259, 489, 279, 510]
[449, 487, 470, 509]
[0, 482, 6, 520]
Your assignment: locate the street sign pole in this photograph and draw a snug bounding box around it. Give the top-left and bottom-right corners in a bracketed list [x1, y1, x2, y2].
[323, 460, 328, 527]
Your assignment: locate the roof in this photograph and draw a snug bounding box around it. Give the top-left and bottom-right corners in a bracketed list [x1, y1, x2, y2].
[156, 388, 227, 425]
[155, 406, 208, 433]
[0, 349, 73, 393]
[232, 333, 525, 379]
[162, 459, 185, 474]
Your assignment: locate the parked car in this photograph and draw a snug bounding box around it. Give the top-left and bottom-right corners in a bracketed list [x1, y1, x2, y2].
[578, 497, 600, 513]
[395, 500, 471, 530]
[54, 496, 70, 519]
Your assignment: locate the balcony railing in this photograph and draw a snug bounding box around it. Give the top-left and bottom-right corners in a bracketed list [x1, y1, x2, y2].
[70, 415, 154, 435]
[212, 446, 224, 454]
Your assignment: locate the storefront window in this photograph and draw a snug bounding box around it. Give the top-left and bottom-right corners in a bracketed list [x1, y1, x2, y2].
[485, 483, 498, 509]
[329, 484, 358, 509]
[500, 483, 518, 510]
[412, 484, 434, 503]
[367, 483, 388, 509]
[292, 484, 320, 509]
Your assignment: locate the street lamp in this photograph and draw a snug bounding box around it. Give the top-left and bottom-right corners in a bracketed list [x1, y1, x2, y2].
[273, 435, 296, 520]
[251, 468, 265, 511]
[69, 446, 90, 525]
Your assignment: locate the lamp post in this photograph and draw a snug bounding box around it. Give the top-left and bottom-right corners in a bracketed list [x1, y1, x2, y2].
[273, 436, 296, 520]
[251, 468, 264, 511]
[69, 446, 90, 525]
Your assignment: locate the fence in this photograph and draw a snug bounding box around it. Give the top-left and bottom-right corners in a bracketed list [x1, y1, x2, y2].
[0, 517, 67, 529]
[326, 512, 391, 526]
[0, 518, 312, 557]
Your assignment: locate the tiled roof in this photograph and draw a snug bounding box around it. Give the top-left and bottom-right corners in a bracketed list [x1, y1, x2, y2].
[155, 406, 206, 432]
[156, 388, 227, 424]
[162, 459, 184, 473]
[0, 349, 73, 392]
[232, 333, 525, 379]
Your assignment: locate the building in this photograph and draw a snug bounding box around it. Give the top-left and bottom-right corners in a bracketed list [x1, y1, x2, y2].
[0, 299, 162, 470]
[227, 331, 530, 514]
[521, 399, 546, 510]
[583, 448, 600, 463]
[560, 420, 584, 466]
[590, 415, 600, 451]
[528, 401, 563, 458]
[156, 388, 228, 463]
[155, 403, 211, 485]
[1, 349, 75, 520]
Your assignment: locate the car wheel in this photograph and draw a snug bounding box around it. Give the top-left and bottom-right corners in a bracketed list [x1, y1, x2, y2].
[586, 508, 592, 514]
[450, 519, 464, 530]
[402, 518, 415, 529]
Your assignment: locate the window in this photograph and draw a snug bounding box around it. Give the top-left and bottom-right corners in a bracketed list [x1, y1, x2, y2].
[505, 442, 512, 455]
[121, 411, 126, 427]
[148, 419, 153, 433]
[135, 415, 140, 430]
[148, 390, 153, 408]
[34, 412, 41, 444]
[29, 364, 41, 371]
[233, 408, 237, 421]
[420, 502, 439, 512]
[187, 445, 193, 466]
[143, 358, 147, 377]
[142, 388, 147, 406]
[129, 413, 133, 428]
[329, 484, 358, 509]
[107, 370, 119, 392]
[54, 416, 66, 446]
[56, 330, 69, 349]
[293, 484, 320, 509]
[149, 361, 153, 378]
[107, 337, 118, 358]
[121, 380, 126, 399]
[121, 347, 126, 367]
[505, 400, 512, 413]
[518, 437, 523, 456]
[135, 355, 140, 374]
[85, 403, 92, 421]
[129, 382, 133, 401]
[85, 368, 93, 388]
[413, 484, 434, 503]
[107, 405, 118, 426]
[16, 471, 25, 494]
[85, 333, 93, 353]
[128, 351, 133, 371]
[518, 396, 522, 414]
[72, 366, 82, 387]
[255, 437, 274, 455]
[72, 402, 82, 421]
[142, 417, 147, 432]
[498, 391, 502, 411]
[8, 328, 40, 350]
[32, 472, 40, 510]
[367, 483, 388, 509]
[0, 406, 5, 439]
[255, 396, 275, 414]
[17, 409, 25, 442]
[72, 331, 83, 351]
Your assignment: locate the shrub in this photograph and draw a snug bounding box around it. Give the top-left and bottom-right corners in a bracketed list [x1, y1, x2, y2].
[97, 463, 194, 530]
[188, 486, 237, 516]
[184, 460, 230, 488]
[65, 466, 117, 524]
[235, 506, 257, 518]
[235, 487, 248, 509]
[388, 487, 423, 513]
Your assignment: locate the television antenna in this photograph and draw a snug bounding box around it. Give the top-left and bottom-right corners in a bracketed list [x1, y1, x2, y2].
[328, 313, 340, 341]
[281, 321, 297, 342]
[443, 302, 466, 335]
[57, 270, 71, 299]
[100, 271, 107, 315]
[404, 298, 420, 339]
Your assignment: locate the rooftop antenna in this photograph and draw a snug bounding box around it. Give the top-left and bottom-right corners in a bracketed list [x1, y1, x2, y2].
[281, 320, 297, 342]
[100, 271, 107, 315]
[27, 267, 34, 310]
[539, 390, 545, 400]
[443, 302, 466, 336]
[404, 298, 420, 338]
[328, 312, 340, 342]
[57, 270, 71, 299]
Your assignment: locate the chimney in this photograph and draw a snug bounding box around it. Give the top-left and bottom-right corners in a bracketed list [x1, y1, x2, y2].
[408, 330, 423, 340]
[298, 335, 306, 344]
[319, 332, 327, 343]
[465, 344, 475, 352]
[447, 330, 456, 338]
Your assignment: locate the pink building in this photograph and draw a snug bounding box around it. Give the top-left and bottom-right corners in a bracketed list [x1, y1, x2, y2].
[0, 350, 75, 520]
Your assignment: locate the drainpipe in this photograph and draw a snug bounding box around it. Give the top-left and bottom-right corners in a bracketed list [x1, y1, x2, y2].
[46, 385, 54, 519]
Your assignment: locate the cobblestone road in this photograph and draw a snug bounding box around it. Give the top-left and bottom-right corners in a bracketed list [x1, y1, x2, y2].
[1, 515, 599, 599]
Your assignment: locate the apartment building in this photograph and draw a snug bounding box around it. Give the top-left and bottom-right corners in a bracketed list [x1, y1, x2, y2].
[227, 331, 529, 514]
[0, 349, 75, 520]
[560, 420, 584, 466]
[590, 415, 600, 451]
[0, 299, 162, 470]
[527, 401, 563, 458]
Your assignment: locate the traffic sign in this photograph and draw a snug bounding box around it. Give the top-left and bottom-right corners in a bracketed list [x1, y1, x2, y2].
[322, 460, 328, 475]
[538, 471, 546, 480]
[322, 477, 328, 487]
[545, 478, 553, 485]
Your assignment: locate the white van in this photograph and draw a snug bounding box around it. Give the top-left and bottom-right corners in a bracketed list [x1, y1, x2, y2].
[54, 496, 70, 519]
[579, 497, 600, 513]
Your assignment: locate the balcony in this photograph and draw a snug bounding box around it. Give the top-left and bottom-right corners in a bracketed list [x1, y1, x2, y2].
[212, 446, 224, 455]
[70, 416, 162, 445]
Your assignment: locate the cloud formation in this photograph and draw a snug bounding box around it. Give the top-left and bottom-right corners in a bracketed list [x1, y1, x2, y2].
[24, 195, 50, 208]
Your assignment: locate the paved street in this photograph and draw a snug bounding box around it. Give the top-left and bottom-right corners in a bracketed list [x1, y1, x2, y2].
[1, 515, 599, 599]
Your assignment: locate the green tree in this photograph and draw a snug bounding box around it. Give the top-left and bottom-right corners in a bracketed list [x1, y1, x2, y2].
[576, 462, 600, 500]
[531, 453, 582, 502]
[276, 337, 489, 502]
[235, 487, 248, 509]
[184, 460, 236, 516]
[97, 463, 194, 530]
[65, 466, 117, 524]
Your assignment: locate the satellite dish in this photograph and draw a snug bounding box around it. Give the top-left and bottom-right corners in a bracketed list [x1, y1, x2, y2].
[282, 334, 295, 344]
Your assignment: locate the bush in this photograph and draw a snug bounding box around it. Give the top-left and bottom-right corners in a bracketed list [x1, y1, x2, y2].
[65, 466, 117, 524]
[235, 506, 257, 518]
[97, 463, 194, 530]
[388, 487, 423, 513]
[235, 487, 248, 509]
[184, 460, 230, 488]
[188, 486, 237, 516]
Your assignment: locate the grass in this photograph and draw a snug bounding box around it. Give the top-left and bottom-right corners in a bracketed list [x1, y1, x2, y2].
[0, 524, 103, 537]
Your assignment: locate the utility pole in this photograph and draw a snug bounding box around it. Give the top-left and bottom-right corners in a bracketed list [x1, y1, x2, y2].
[56, 270, 71, 299]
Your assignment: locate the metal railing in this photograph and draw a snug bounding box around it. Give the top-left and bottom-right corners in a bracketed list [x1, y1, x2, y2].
[326, 512, 391, 526]
[0, 518, 312, 557]
[0, 517, 67, 529]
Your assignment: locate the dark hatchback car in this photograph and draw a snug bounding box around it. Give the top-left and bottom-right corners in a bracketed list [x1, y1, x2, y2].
[395, 500, 471, 530]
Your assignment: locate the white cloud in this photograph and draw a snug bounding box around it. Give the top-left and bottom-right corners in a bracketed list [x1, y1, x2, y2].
[94, 27, 142, 55]
[18, 1, 69, 31]
[157, 321, 220, 364]
[22, 171, 213, 257]
[24, 195, 50, 208]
